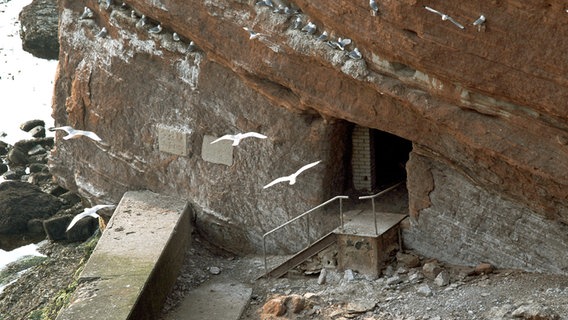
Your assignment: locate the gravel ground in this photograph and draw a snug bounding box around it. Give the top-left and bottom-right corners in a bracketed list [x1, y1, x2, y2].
[160, 231, 568, 320]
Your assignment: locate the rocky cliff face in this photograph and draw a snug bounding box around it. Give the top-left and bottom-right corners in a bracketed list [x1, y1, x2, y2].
[49, 0, 568, 273]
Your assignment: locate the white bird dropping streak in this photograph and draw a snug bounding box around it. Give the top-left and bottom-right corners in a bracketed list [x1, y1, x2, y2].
[263, 160, 322, 189]
[66, 205, 116, 231]
[210, 132, 267, 146]
[49, 126, 103, 142]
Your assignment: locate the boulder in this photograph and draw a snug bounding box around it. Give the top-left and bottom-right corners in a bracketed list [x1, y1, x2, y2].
[0, 181, 63, 234]
[18, 0, 59, 60]
[43, 215, 73, 241]
[20, 120, 45, 132]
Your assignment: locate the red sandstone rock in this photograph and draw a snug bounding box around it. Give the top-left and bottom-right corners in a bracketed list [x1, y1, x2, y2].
[49, 0, 568, 274]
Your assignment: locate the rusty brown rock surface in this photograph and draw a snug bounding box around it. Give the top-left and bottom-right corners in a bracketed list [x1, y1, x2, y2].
[49, 0, 568, 272]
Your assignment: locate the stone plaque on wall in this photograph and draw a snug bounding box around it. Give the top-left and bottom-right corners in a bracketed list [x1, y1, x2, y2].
[201, 135, 233, 166]
[157, 124, 191, 156]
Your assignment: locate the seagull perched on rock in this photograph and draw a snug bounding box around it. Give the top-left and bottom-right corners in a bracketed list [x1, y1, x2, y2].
[273, 4, 287, 14]
[148, 24, 162, 34]
[369, 0, 379, 15]
[291, 16, 302, 30]
[49, 126, 102, 142]
[328, 37, 351, 50]
[348, 47, 362, 60]
[136, 15, 147, 28]
[66, 204, 116, 232]
[472, 14, 486, 31]
[473, 14, 486, 26]
[255, 0, 274, 8]
[317, 31, 329, 42]
[263, 160, 321, 189]
[424, 6, 465, 29]
[210, 132, 267, 146]
[187, 40, 197, 52]
[96, 27, 107, 38]
[79, 7, 94, 20]
[301, 21, 317, 35]
[101, 0, 112, 10]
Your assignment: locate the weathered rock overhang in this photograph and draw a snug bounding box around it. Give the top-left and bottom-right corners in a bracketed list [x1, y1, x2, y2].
[49, 0, 568, 273]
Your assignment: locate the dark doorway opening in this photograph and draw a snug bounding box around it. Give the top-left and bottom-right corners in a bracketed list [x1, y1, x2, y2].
[370, 129, 412, 191]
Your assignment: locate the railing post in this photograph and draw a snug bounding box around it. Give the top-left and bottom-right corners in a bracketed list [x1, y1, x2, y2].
[307, 214, 311, 246]
[263, 236, 267, 275]
[339, 197, 344, 231]
[372, 198, 378, 235]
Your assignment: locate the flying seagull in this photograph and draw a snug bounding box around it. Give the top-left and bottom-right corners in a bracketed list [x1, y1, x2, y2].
[263, 160, 321, 189]
[210, 132, 267, 146]
[243, 27, 266, 40]
[48, 126, 102, 142]
[424, 6, 465, 29]
[370, 0, 379, 15]
[66, 204, 116, 231]
[79, 7, 94, 20]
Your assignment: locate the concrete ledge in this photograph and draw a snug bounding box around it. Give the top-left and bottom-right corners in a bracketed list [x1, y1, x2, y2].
[57, 190, 191, 320]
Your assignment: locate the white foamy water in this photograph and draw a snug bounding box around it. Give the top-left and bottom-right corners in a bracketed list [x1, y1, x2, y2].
[0, 0, 57, 146]
[0, 0, 57, 292]
[0, 242, 45, 270]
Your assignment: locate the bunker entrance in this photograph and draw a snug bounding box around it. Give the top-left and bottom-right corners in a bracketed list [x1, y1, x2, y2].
[351, 126, 412, 192]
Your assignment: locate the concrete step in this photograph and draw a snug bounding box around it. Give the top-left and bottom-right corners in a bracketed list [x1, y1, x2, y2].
[56, 190, 191, 320]
[163, 281, 252, 320]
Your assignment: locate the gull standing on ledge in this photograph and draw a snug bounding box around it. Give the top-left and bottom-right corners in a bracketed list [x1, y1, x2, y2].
[424, 6, 465, 29]
[263, 160, 321, 189]
[210, 132, 267, 146]
[66, 204, 116, 231]
[49, 126, 102, 142]
[370, 0, 379, 15]
[79, 7, 94, 20]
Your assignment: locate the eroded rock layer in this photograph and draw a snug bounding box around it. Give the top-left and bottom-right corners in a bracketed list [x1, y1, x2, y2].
[49, 0, 568, 273]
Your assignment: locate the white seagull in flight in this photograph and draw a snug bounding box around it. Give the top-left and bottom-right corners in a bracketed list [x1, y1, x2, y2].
[49, 126, 102, 141]
[424, 6, 465, 29]
[66, 204, 116, 231]
[263, 160, 321, 189]
[210, 132, 267, 146]
[243, 27, 266, 40]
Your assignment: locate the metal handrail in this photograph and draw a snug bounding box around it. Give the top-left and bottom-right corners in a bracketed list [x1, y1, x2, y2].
[262, 195, 349, 275]
[358, 182, 403, 235]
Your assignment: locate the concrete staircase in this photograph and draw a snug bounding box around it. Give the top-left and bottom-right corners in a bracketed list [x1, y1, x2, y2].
[56, 190, 191, 320]
[261, 208, 408, 279]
